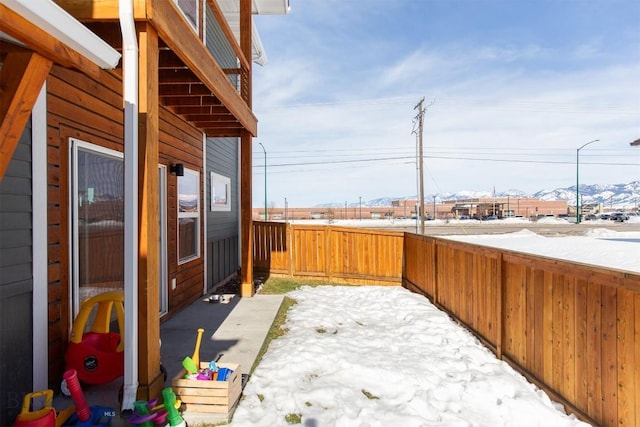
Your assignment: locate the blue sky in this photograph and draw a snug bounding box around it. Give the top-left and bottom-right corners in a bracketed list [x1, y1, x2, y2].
[251, 0, 640, 207]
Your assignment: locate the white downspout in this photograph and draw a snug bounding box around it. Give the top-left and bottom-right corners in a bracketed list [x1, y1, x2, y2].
[119, 0, 139, 411]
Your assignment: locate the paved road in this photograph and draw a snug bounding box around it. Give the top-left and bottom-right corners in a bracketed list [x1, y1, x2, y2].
[379, 221, 640, 237]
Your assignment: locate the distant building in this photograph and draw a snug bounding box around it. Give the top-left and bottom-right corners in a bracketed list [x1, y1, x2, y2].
[254, 197, 569, 221]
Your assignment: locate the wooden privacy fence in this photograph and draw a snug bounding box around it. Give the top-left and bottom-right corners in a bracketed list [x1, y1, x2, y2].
[253, 222, 640, 426]
[253, 222, 404, 285]
[404, 233, 640, 427]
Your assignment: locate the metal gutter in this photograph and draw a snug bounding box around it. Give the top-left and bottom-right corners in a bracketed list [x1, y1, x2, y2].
[119, 0, 139, 412]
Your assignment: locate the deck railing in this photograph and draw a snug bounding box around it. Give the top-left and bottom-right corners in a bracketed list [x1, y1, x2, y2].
[253, 222, 640, 426]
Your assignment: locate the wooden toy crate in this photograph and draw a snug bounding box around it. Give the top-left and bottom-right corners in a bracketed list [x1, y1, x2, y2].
[171, 362, 242, 413]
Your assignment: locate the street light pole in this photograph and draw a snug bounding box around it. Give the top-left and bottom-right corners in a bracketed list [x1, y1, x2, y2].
[258, 142, 267, 221]
[576, 139, 599, 224]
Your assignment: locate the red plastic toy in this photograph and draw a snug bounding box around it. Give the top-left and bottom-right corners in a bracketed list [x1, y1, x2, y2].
[64, 291, 124, 385]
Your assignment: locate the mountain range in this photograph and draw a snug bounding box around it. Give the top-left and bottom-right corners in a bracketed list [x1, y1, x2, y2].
[319, 181, 640, 210]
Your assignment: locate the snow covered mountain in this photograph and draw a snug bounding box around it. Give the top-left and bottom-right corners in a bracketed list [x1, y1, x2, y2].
[316, 181, 640, 209]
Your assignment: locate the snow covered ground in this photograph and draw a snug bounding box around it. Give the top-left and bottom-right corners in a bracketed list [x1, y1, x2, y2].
[230, 228, 639, 426]
[231, 286, 589, 426]
[442, 227, 640, 273]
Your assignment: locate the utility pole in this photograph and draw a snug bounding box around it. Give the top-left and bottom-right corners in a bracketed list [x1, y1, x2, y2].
[414, 98, 426, 234]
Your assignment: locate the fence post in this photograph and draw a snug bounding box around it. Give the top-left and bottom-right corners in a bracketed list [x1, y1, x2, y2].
[496, 252, 503, 359]
[432, 238, 439, 305]
[287, 223, 293, 277]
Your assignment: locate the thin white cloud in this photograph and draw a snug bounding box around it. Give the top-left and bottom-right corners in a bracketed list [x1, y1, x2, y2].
[252, 1, 640, 207]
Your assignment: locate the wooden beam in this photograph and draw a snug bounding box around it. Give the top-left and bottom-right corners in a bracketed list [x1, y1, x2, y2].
[0, 4, 105, 79]
[170, 105, 232, 115]
[0, 51, 52, 180]
[185, 114, 239, 123]
[239, 0, 252, 107]
[205, 128, 242, 138]
[135, 23, 163, 401]
[159, 84, 215, 97]
[149, 0, 257, 136]
[54, 0, 147, 20]
[240, 129, 254, 296]
[162, 96, 222, 107]
[239, 0, 254, 296]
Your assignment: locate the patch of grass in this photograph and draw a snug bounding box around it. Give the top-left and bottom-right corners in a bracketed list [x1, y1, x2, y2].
[316, 327, 327, 334]
[361, 389, 379, 400]
[285, 413, 302, 424]
[258, 276, 346, 294]
[257, 394, 264, 402]
[305, 401, 312, 407]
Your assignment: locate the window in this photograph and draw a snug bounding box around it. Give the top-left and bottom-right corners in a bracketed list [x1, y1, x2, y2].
[178, 168, 200, 263]
[210, 172, 231, 211]
[175, 0, 199, 33]
[70, 139, 124, 313]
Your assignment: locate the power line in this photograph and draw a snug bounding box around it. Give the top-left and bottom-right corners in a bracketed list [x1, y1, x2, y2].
[254, 154, 638, 172]
[255, 95, 639, 115]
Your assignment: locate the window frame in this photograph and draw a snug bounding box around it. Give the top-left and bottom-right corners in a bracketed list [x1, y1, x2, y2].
[174, 0, 200, 34]
[210, 172, 231, 212]
[69, 138, 124, 315]
[177, 167, 201, 264]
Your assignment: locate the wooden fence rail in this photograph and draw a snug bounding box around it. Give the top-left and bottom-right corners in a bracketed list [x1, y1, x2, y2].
[253, 222, 640, 426]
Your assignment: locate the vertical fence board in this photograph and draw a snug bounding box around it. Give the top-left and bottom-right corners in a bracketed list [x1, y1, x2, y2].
[525, 267, 536, 372]
[542, 270, 554, 387]
[635, 293, 640, 427]
[562, 276, 576, 403]
[601, 287, 618, 426]
[617, 288, 635, 427]
[533, 269, 545, 378]
[574, 279, 588, 414]
[551, 272, 564, 393]
[586, 283, 603, 423]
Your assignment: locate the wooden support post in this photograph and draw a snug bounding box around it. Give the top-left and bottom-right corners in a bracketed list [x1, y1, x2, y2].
[136, 24, 163, 400]
[239, 0, 255, 297]
[240, 130, 254, 297]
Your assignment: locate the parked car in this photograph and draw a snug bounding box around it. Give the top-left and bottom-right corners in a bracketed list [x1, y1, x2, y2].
[609, 212, 629, 222]
[584, 214, 597, 221]
[599, 214, 611, 220]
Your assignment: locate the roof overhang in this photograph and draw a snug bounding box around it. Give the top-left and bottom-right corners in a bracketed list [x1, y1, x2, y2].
[0, 0, 120, 69]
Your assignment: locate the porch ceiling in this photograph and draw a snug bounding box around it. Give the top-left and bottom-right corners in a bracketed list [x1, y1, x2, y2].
[86, 22, 250, 138]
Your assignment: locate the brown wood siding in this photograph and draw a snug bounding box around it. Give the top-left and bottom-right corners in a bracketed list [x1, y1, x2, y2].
[45, 64, 206, 387]
[159, 106, 205, 314]
[46, 65, 123, 388]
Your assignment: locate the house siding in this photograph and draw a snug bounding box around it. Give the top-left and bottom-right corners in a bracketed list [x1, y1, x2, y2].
[44, 64, 206, 387]
[205, 6, 239, 88]
[204, 7, 241, 290]
[0, 122, 34, 424]
[159, 107, 205, 313]
[46, 65, 123, 387]
[206, 138, 240, 289]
